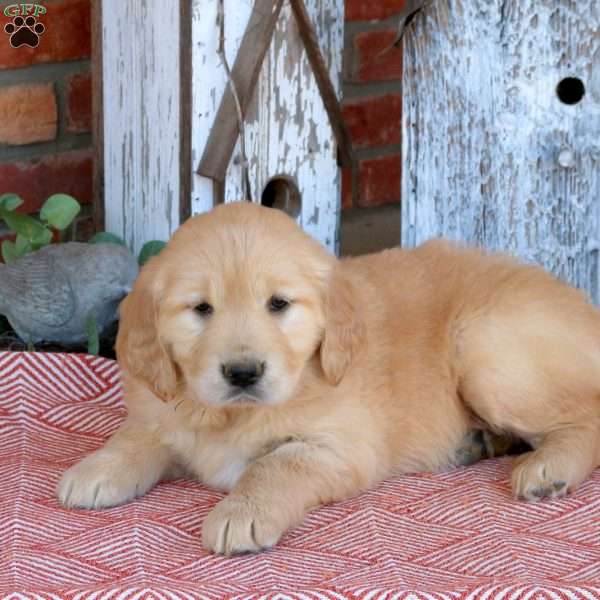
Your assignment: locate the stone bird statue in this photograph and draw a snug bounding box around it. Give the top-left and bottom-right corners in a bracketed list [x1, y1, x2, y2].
[0, 242, 139, 344]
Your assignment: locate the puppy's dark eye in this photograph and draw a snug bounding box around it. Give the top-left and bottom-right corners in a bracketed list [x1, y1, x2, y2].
[268, 296, 290, 313]
[194, 302, 213, 316]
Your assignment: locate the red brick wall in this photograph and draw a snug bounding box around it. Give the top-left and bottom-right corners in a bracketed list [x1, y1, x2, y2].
[342, 0, 403, 211]
[0, 0, 93, 245]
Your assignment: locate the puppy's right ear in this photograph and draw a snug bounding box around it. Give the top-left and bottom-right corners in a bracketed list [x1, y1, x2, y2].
[115, 259, 178, 401]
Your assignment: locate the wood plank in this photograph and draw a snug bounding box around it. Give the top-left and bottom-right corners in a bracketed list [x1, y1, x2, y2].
[190, 0, 255, 214]
[102, 0, 182, 253]
[196, 0, 284, 182]
[290, 0, 352, 168]
[223, 0, 344, 253]
[190, 0, 344, 252]
[91, 0, 103, 233]
[402, 0, 600, 301]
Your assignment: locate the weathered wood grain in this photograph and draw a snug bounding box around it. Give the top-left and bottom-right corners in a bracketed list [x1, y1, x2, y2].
[102, 1, 182, 253]
[103, 0, 344, 253]
[91, 0, 104, 233]
[290, 0, 352, 168]
[192, 0, 344, 253]
[196, 0, 285, 183]
[402, 0, 600, 301]
[191, 0, 256, 213]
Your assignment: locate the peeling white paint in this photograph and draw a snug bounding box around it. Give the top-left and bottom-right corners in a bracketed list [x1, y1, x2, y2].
[104, 0, 343, 253]
[102, 1, 181, 254]
[192, 0, 343, 253]
[191, 0, 254, 214]
[402, 0, 600, 302]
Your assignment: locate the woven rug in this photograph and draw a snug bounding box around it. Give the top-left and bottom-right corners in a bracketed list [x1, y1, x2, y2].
[1, 351, 599, 600]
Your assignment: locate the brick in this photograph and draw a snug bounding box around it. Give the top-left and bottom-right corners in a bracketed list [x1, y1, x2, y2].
[354, 29, 402, 82]
[0, 149, 92, 214]
[0, 83, 57, 145]
[0, 0, 91, 70]
[343, 93, 401, 149]
[66, 71, 91, 133]
[346, 0, 406, 21]
[358, 154, 401, 207]
[342, 166, 353, 210]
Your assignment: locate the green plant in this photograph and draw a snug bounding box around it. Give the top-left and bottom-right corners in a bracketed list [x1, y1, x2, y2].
[85, 313, 100, 356]
[89, 232, 166, 266]
[0, 193, 81, 264]
[0, 192, 165, 267]
[0, 196, 166, 354]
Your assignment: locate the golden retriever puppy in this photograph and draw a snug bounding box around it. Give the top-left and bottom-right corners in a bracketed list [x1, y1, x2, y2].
[57, 202, 600, 555]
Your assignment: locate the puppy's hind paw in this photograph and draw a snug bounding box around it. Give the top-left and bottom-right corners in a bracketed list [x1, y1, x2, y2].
[511, 451, 571, 502]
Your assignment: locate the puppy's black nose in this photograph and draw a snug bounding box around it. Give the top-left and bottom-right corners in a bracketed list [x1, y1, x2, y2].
[221, 360, 266, 388]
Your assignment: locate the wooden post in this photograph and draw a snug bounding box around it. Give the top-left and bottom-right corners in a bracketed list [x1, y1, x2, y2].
[101, 2, 183, 254]
[402, 0, 600, 302]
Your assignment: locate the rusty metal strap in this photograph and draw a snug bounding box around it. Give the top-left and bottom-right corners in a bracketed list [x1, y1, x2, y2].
[197, 0, 353, 181]
[197, 0, 285, 181]
[289, 0, 352, 168]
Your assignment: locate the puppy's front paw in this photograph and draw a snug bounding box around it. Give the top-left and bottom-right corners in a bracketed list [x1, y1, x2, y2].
[202, 497, 284, 555]
[511, 451, 570, 502]
[57, 452, 147, 509]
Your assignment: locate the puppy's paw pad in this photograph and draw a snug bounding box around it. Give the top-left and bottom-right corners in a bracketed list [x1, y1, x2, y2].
[511, 453, 570, 502]
[57, 455, 141, 509]
[202, 498, 283, 555]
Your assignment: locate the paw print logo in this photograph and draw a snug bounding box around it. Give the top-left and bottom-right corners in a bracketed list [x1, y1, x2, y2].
[4, 15, 45, 48]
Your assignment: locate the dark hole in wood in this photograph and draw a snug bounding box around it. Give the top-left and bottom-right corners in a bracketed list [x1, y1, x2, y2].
[556, 77, 585, 105]
[261, 175, 301, 218]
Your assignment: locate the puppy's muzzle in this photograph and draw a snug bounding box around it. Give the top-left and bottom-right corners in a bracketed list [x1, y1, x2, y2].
[221, 360, 266, 389]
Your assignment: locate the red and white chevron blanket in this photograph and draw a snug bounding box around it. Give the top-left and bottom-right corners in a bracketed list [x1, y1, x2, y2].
[1, 351, 599, 600]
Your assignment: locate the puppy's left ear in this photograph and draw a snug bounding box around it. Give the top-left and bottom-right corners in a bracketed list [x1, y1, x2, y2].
[320, 267, 365, 385]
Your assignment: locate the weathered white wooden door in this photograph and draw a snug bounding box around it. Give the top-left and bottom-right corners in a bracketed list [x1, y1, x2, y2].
[101, 0, 344, 255]
[402, 0, 600, 302]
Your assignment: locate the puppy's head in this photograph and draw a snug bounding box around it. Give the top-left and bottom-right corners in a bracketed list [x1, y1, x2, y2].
[117, 202, 344, 407]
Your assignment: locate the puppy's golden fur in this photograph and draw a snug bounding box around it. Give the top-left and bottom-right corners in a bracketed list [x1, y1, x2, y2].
[58, 203, 600, 555]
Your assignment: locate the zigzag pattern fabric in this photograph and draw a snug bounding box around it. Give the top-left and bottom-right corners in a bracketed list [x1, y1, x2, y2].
[1, 351, 599, 599]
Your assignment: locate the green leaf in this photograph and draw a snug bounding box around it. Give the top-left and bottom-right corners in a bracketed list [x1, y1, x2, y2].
[0, 193, 23, 212]
[0, 209, 52, 245]
[1, 240, 18, 264]
[40, 194, 81, 230]
[138, 240, 166, 266]
[32, 229, 53, 245]
[15, 234, 33, 257]
[31, 226, 53, 247]
[86, 313, 99, 356]
[89, 232, 126, 246]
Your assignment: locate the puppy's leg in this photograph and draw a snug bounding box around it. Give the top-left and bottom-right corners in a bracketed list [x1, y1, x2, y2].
[458, 315, 600, 501]
[511, 424, 599, 500]
[202, 439, 372, 555]
[57, 420, 174, 509]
